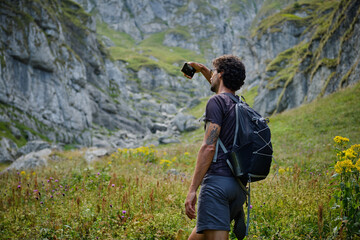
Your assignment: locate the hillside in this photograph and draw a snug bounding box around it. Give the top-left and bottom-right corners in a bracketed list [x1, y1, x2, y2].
[1, 0, 360, 168]
[1, 81, 359, 239]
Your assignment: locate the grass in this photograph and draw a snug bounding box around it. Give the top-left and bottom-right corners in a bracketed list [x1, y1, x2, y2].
[252, 0, 340, 38]
[96, 21, 205, 76]
[0, 81, 359, 239]
[0, 103, 51, 149]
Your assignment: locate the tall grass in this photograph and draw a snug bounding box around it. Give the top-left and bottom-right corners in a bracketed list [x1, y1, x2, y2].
[0, 82, 359, 239]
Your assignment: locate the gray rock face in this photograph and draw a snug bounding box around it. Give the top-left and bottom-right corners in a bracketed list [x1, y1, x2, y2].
[252, 0, 360, 116]
[18, 140, 51, 157]
[172, 113, 200, 132]
[1, 0, 211, 159]
[0, 138, 18, 163]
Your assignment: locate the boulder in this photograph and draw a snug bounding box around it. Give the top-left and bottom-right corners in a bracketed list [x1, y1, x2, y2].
[8, 148, 52, 170]
[172, 113, 200, 132]
[84, 147, 110, 163]
[152, 123, 168, 132]
[18, 140, 51, 157]
[187, 98, 201, 109]
[161, 103, 177, 114]
[158, 135, 180, 144]
[0, 138, 18, 163]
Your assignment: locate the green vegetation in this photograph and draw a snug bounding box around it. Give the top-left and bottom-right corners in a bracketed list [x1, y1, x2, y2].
[0, 104, 48, 148]
[96, 21, 205, 76]
[1, 81, 360, 238]
[331, 137, 360, 237]
[0, 121, 27, 147]
[255, 0, 359, 115]
[239, 86, 259, 108]
[60, 0, 91, 31]
[1, 82, 359, 239]
[252, 0, 339, 38]
[250, 0, 298, 32]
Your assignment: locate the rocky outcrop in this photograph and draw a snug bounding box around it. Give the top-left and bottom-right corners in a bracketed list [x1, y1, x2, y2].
[0, 0, 202, 163]
[7, 148, 52, 170]
[252, 0, 360, 115]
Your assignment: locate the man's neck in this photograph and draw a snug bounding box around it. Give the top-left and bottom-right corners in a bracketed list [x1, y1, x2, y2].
[215, 78, 235, 95]
[217, 87, 235, 95]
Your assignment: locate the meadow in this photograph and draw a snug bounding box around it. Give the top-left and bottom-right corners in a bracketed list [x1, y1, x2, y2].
[0, 82, 359, 239]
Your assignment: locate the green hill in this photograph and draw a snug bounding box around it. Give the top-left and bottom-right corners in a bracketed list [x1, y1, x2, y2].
[0, 82, 359, 239]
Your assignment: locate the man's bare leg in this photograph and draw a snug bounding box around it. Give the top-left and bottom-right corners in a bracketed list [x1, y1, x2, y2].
[204, 230, 229, 240]
[188, 227, 205, 240]
[188, 228, 228, 240]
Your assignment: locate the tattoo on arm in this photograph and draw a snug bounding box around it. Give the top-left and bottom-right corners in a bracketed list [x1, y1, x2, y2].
[205, 124, 219, 145]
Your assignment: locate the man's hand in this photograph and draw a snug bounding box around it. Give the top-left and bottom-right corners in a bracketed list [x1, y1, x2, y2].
[183, 62, 202, 79]
[185, 190, 197, 220]
[183, 62, 212, 84]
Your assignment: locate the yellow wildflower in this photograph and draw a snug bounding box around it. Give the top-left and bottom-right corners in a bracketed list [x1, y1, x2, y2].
[333, 136, 349, 144]
[32, 172, 36, 176]
[350, 144, 360, 156]
[184, 152, 190, 156]
[20, 171, 26, 175]
[160, 159, 172, 165]
[335, 160, 355, 174]
[278, 168, 285, 174]
[344, 148, 356, 159]
[334, 161, 343, 174]
[163, 151, 168, 156]
[172, 157, 177, 162]
[355, 159, 360, 172]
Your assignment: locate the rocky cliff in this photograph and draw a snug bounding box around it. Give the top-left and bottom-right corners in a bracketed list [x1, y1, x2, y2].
[0, 0, 202, 163]
[1, 0, 359, 164]
[252, 0, 360, 115]
[78, 0, 360, 117]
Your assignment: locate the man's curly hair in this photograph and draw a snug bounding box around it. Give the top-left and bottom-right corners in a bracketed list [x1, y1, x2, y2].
[212, 55, 246, 91]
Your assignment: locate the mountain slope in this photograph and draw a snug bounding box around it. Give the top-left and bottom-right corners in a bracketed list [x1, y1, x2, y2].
[1, 0, 359, 163]
[253, 0, 360, 116]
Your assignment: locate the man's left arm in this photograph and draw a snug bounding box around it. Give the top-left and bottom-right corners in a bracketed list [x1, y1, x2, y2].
[185, 121, 221, 219]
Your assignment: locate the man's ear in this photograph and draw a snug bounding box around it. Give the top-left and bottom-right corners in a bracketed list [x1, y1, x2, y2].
[218, 72, 223, 80]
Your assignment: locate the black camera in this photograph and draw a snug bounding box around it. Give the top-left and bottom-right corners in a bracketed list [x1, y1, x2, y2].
[181, 63, 196, 78]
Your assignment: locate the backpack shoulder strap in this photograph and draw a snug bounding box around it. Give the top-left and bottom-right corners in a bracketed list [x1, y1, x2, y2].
[213, 93, 240, 162]
[213, 138, 228, 162]
[223, 92, 239, 103]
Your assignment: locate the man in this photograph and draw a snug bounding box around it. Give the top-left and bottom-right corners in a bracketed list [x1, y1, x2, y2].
[183, 55, 247, 240]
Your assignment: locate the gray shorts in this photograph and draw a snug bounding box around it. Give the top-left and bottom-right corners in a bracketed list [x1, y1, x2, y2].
[197, 175, 246, 239]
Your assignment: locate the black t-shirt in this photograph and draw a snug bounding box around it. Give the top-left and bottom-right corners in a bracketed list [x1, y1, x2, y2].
[204, 93, 239, 177]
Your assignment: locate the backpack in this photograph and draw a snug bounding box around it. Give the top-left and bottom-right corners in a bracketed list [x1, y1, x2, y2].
[212, 93, 273, 236]
[213, 93, 273, 184]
